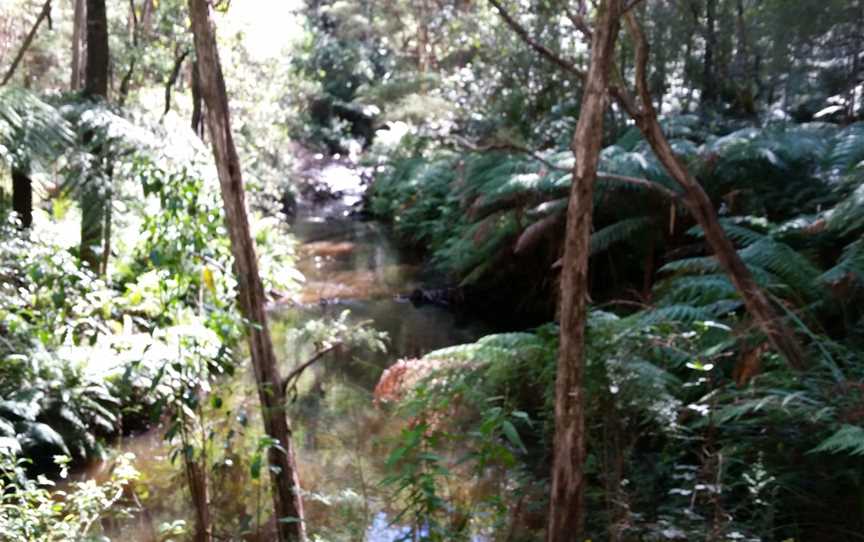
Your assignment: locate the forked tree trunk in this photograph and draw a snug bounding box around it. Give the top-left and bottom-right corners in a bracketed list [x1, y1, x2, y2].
[187, 1, 306, 540]
[80, 0, 109, 271]
[548, 1, 622, 540]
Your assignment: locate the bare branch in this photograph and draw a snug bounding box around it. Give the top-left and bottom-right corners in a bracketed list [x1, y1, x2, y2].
[564, 6, 593, 39]
[281, 343, 342, 395]
[487, 0, 585, 78]
[163, 47, 191, 115]
[451, 134, 569, 172]
[1, 0, 52, 86]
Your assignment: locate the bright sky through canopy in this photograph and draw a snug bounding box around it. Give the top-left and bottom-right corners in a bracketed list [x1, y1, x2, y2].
[217, 0, 303, 59]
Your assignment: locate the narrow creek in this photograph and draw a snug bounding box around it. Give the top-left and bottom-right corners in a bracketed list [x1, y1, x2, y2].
[101, 155, 495, 540]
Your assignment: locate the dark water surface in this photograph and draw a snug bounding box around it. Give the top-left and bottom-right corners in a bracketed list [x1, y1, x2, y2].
[275, 159, 493, 540]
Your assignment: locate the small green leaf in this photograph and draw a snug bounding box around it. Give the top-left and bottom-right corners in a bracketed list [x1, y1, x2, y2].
[250, 453, 262, 479]
[501, 420, 526, 453]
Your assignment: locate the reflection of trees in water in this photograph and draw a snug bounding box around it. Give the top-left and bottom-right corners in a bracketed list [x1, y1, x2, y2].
[281, 200, 495, 536]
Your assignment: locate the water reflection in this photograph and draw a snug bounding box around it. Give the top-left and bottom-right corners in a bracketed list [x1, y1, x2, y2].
[272, 161, 493, 538]
[103, 160, 493, 540]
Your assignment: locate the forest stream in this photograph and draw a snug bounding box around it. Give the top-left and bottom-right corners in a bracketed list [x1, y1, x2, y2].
[90, 154, 494, 541]
[8, 0, 864, 539]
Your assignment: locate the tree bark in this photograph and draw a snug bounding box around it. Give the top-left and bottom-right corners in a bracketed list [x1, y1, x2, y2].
[621, 12, 807, 371]
[548, 1, 622, 541]
[12, 166, 32, 228]
[80, 0, 109, 271]
[71, 0, 86, 90]
[488, 0, 807, 377]
[185, 454, 212, 542]
[187, 1, 306, 540]
[191, 59, 205, 137]
[1, 0, 52, 86]
[84, 0, 109, 99]
[702, 0, 718, 105]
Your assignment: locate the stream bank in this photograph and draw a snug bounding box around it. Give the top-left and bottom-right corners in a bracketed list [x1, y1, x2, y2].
[91, 150, 501, 540]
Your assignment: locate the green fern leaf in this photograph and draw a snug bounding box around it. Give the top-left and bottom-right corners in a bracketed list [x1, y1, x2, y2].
[810, 425, 864, 456]
[590, 216, 654, 255]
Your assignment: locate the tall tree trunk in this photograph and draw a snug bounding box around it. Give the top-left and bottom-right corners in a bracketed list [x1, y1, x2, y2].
[702, 0, 717, 105]
[488, 0, 807, 375]
[71, 0, 86, 90]
[1, 0, 52, 86]
[416, 0, 433, 85]
[12, 166, 32, 228]
[140, 0, 155, 36]
[84, 0, 109, 98]
[187, 1, 306, 540]
[80, 0, 109, 271]
[621, 12, 807, 371]
[733, 0, 756, 115]
[548, 1, 622, 540]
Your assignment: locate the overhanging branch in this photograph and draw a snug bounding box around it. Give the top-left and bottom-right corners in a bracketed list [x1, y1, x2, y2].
[487, 0, 585, 79]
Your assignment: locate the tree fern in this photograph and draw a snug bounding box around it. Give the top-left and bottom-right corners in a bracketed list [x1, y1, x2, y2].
[0, 87, 73, 169]
[423, 332, 548, 365]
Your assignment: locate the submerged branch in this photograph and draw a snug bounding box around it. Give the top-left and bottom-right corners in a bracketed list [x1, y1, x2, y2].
[281, 343, 342, 395]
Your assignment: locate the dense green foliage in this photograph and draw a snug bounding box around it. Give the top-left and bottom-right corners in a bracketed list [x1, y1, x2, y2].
[3, 0, 864, 539]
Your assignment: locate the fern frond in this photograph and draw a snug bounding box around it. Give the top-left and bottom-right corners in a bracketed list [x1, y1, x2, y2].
[740, 239, 823, 298]
[590, 216, 654, 255]
[659, 256, 722, 275]
[826, 122, 864, 173]
[820, 239, 864, 287]
[825, 182, 864, 234]
[810, 425, 864, 456]
[657, 274, 737, 305]
[687, 219, 768, 247]
[0, 87, 74, 169]
[640, 304, 714, 325]
[423, 332, 547, 365]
